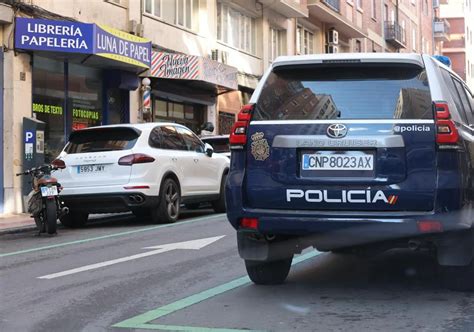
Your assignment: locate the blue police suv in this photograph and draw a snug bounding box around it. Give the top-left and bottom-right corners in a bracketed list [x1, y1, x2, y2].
[226, 53, 474, 290]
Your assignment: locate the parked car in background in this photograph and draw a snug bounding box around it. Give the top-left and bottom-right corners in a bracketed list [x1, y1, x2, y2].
[54, 123, 230, 227]
[201, 135, 230, 159]
[226, 53, 474, 290]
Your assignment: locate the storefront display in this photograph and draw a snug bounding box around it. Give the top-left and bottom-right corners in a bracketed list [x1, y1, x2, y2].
[15, 17, 152, 162]
[148, 51, 238, 134]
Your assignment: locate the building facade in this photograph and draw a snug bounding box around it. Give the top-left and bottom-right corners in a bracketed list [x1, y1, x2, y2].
[1, 0, 439, 215]
[440, 0, 474, 89]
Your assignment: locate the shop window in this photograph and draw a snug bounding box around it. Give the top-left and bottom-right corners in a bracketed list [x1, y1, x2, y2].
[152, 98, 204, 134]
[171, 103, 185, 119]
[33, 57, 65, 162]
[184, 104, 194, 119]
[217, 2, 256, 55]
[69, 63, 103, 131]
[154, 99, 167, 118]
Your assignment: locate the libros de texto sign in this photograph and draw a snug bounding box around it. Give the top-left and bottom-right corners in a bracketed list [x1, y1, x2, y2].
[15, 18, 151, 68]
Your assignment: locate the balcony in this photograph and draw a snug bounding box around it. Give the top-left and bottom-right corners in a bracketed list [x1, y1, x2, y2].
[307, 0, 366, 39]
[258, 0, 309, 17]
[384, 22, 406, 49]
[434, 19, 450, 42]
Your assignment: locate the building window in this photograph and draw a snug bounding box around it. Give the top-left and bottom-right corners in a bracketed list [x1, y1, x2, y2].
[297, 25, 314, 55]
[144, 0, 161, 17]
[176, 0, 198, 30]
[356, 0, 362, 10]
[371, 0, 377, 19]
[144, 0, 198, 31]
[355, 39, 362, 52]
[106, 0, 128, 7]
[270, 27, 285, 61]
[217, 2, 256, 54]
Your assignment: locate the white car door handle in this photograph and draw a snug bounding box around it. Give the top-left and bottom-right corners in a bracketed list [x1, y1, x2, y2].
[194, 159, 199, 163]
[172, 157, 177, 162]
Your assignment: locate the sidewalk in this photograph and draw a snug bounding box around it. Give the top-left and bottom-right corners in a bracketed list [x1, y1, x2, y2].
[0, 213, 36, 234]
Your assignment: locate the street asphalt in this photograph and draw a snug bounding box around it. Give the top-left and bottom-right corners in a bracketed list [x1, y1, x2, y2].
[1, 209, 474, 332]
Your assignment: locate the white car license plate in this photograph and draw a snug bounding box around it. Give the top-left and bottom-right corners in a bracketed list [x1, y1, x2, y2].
[40, 186, 58, 197]
[302, 153, 374, 171]
[77, 165, 106, 174]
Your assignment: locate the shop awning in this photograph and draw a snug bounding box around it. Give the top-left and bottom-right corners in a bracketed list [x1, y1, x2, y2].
[149, 52, 238, 91]
[14, 17, 152, 73]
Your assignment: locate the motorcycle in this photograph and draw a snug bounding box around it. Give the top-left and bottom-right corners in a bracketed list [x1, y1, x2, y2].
[16, 163, 69, 235]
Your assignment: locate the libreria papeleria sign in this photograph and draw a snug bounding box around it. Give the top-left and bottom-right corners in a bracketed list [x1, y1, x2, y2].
[15, 18, 151, 68]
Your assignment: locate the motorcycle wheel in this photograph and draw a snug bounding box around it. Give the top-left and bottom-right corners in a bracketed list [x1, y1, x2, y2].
[44, 199, 57, 235]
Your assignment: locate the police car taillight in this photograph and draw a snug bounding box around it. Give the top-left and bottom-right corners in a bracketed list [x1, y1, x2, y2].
[230, 104, 254, 148]
[434, 102, 459, 145]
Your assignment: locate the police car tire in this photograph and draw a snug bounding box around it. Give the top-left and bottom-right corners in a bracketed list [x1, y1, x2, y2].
[211, 173, 227, 213]
[60, 212, 88, 228]
[441, 260, 474, 292]
[245, 257, 292, 285]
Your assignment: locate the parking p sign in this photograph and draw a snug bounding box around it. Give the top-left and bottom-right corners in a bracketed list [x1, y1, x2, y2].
[25, 131, 34, 143]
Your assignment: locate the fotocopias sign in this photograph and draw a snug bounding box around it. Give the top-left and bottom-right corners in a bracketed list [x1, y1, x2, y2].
[15, 18, 151, 69]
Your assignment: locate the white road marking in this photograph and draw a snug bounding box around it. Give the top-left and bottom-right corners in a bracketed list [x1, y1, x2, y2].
[37, 235, 225, 280]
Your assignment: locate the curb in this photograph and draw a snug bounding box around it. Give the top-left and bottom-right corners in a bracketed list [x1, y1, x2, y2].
[0, 222, 63, 235]
[0, 224, 38, 235]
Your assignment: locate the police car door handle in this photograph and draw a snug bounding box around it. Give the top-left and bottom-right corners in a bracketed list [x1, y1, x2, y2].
[172, 157, 177, 162]
[193, 158, 199, 163]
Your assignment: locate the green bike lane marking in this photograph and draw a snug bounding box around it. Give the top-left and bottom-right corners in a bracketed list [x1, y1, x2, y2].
[0, 214, 225, 258]
[113, 250, 322, 331]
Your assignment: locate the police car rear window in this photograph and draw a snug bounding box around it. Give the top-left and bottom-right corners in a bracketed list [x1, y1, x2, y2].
[65, 127, 140, 154]
[253, 64, 432, 120]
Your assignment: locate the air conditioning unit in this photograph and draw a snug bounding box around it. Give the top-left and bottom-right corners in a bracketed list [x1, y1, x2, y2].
[128, 20, 137, 35]
[220, 51, 229, 64]
[327, 29, 339, 45]
[211, 49, 228, 64]
[128, 20, 144, 37]
[211, 49, 220, 61]
[326, 45, 339, 54]
[136, 23, 144, 37]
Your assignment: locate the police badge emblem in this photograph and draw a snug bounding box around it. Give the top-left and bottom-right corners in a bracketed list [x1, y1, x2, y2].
[251, 132, 270, 161]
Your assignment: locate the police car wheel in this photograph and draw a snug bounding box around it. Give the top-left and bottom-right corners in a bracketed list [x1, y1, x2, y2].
[244, 257, 292, 285]
[441, 260, 474, 292]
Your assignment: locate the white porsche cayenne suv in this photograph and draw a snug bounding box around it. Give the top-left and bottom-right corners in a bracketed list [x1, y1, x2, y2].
[53, 123, 230, 227]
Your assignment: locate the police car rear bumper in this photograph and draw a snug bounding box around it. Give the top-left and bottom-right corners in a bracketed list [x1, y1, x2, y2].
[232, 209, 472, 255]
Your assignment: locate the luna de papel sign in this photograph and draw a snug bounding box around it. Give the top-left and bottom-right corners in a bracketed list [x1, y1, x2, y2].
[15, 18, 151, 68]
